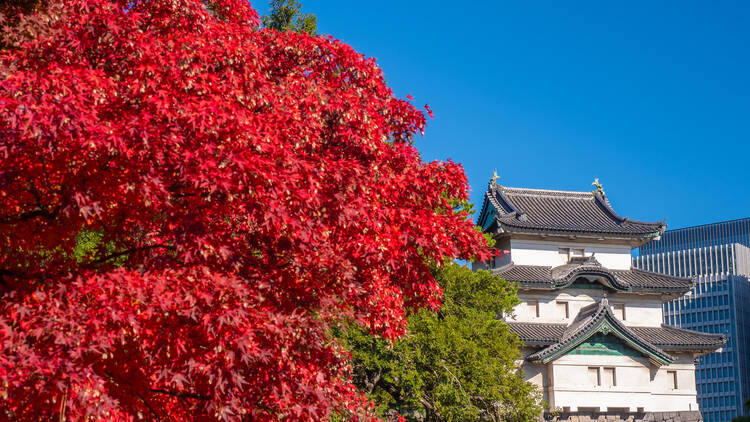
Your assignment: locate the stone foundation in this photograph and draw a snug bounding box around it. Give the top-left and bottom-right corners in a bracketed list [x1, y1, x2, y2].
[543, 411, 703, 422]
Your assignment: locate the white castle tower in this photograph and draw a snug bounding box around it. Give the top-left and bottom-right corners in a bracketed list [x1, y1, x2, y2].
[474, 179, 724, 421]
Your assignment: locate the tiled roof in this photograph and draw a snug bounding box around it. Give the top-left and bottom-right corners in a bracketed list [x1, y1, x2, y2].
[508, 319, 725, 353]
[631, 326, 726, 351]
[524, 298, 675, 364]
[477, 183, 665, 239]
[493, 256, 693, 295]
[506, 322, 567, 346]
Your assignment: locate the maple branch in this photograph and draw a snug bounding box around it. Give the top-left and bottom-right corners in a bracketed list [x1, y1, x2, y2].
[166, 182, 202, 199]
[376, 375, 437, 415]
[150, 388, 209, 401]
[84, 244, 176, 266]
[374, 377, 402, 402]
[0, 268, 24, 287]
[0, 205, 60, 225]
[137, 394, 161, 421]
[57, 384, 68, 422]
[102, 370, 162, 420]
[178, 396, 192, 414]
[363, 368, 381, 394]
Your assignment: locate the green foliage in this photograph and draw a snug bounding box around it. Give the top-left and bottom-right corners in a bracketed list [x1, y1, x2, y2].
[340, 264, 543, 421]
[72, 230, 126, 266]
[445, 195, 474, 217]
[482, 230, 496, 248]
[73, 230, 103, 263]
[261, 0, 317, 35]
[732, 417, 750, 422]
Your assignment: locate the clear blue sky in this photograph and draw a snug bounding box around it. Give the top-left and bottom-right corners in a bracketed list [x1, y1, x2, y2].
[255, 1, 750, 230]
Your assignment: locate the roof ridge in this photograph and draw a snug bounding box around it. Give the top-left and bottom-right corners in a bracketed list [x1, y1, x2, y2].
[476, 180, 668, 240]
[594, 192, 666, 228]
[490, 185, 523, 217]
[593, 192, 628, 223]
[502, 186, 594, 197]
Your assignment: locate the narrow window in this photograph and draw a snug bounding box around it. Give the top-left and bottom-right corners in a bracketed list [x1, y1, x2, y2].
[588, 367, 601, 386]
[603, 367, 616, 387]
[668, 370, 678, 389]
[612, 303, 626, 320]
[528, 300, 539, 318]
[557, 301, 569, 318]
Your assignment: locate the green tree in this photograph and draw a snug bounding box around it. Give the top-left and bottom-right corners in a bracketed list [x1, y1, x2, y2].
[340, 264, 543, 421]
[262, 0, 317, 35]
[732, 399, 750, 422]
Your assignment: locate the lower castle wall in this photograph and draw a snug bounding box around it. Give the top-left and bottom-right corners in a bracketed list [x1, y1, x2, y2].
[522, 352, 700, 412]
[543, 411, 703, 422]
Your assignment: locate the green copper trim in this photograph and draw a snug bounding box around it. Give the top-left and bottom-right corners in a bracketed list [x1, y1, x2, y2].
[481, 207, 496, 231]
[568, 280, 606, 290]
[567, 334, 643, 358]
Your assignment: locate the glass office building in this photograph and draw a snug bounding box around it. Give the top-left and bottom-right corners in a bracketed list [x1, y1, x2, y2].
[634, 218, 750, 422]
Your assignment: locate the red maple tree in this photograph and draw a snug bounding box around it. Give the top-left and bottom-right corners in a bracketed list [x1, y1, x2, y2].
[0, 0, 488, 419]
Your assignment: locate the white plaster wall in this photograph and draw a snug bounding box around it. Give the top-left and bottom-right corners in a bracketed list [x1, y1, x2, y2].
[510, 239, 633, 270]
[537, 353, 699, 412]
[511, 291, 664, 327]
[520, 354, 549, 405]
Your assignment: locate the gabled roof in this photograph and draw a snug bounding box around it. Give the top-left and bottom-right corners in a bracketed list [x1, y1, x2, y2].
[522, 298, 676, 365]
[493, 256, 693, 297]
[508, 321, 725, 354]
[477, 182, 665, 241]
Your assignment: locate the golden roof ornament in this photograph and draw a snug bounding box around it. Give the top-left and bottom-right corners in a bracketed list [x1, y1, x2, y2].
[490, 170, 500, 188]
[592, 178, 604, 196]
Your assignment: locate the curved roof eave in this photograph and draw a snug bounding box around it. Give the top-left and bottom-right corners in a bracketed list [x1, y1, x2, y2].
[508, 321, 727, 353]
[476, 179, 667, 239]
[494, 221, 664, 240]
[493, 259, 694, 296]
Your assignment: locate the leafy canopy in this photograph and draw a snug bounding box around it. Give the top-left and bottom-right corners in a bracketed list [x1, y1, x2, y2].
[262, 0, 317, 35]
[341, 265, 543, 421]
[0, 0, 489, 419]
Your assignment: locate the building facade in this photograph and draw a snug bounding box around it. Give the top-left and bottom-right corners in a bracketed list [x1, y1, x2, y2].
[475, 180, 725, 421]
[635, 218, 750, 422]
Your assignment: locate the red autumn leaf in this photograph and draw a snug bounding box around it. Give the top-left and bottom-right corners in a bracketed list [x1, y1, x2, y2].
[0, 0, 489, 420]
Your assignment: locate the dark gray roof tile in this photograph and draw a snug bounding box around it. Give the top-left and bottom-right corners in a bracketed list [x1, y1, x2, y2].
[507, 320, 725, 353]
[631, 325, 727, 351]
[493, 257, 693, 295]
[478, 184, 665, 239]
[507, 322, 567, 346]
